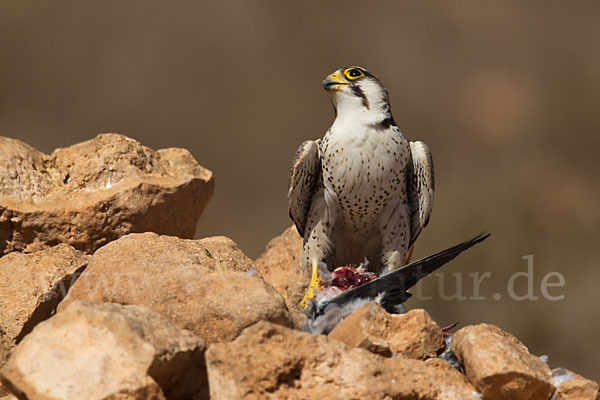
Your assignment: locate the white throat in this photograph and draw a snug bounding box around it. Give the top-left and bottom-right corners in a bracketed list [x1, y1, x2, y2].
[330, 80, 392, 128]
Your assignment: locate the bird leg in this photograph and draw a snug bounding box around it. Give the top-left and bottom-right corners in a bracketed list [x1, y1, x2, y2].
[300, 263, 324, 308]
[299, 196, 334, 308]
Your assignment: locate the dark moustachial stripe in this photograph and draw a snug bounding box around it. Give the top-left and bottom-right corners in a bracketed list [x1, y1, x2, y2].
[379, 115, 397, 129]
[351, 85, 369, 109]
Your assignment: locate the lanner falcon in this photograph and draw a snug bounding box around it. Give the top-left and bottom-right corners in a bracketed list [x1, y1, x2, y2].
[288, 66, 434, 306]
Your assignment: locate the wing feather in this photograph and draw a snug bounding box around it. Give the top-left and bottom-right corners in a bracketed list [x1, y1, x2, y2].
[407, 141, 434, 247]
[288, 140, 321, 238]
[312, 232, 490, 315]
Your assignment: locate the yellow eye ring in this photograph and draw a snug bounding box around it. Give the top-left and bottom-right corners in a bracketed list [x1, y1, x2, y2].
[343, 68, 364, 80]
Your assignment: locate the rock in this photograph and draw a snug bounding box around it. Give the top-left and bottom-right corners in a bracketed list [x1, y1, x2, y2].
[551, 368, 599, 400]
[383, 308, 444, 359]
[451, 323, 554, 400]
[0, 245, 89, 371]
[423, 358, 482, 399]
[206, 321, 479, 400]
[59, 233, 294, 343]
[328, 302, 444, 359]
[0, 134, 214, 256]
[328, 301, 391, 356]
[255, 225, 307, 313]
[0, 301, 206, 400]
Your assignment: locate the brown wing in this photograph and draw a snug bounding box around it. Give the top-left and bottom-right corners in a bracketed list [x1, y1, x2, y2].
[407, 141, 434, 247]
[288, 140, 321, 238]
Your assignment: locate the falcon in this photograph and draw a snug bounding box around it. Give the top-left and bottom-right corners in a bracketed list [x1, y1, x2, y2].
[288, 66, 434, 306]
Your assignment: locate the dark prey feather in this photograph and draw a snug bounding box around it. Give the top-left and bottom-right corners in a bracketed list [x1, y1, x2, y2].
[313, 232, 490, 315]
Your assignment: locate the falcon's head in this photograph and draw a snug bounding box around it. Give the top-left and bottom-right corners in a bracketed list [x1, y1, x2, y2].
[322, 66, 392, 122]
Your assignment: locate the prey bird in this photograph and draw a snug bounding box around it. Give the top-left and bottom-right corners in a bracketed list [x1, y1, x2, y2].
[288, 66, 435, 306]
[302, 232, 490, 334]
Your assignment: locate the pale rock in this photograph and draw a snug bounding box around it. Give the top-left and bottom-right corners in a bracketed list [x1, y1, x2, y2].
[0, 134, 214, 255]
[59, 233, 294, 343]
[328, 302, 444, 359]
[0, 245, 89, 371]
[206, 321, 479, 400]
[424, 358, 482, 400]
[0, 301, 206, 400]
[451, 323, 554, 400]
[551, 367, 599, 400]
[255, 226, 307, 312]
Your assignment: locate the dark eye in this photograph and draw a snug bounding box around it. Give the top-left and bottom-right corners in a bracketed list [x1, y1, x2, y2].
[344, 68, 364, 80]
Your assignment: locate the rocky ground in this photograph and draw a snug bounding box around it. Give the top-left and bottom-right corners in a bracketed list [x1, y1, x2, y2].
[0, 134, 597, 400]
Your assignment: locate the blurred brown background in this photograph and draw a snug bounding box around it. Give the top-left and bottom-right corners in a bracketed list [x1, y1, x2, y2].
[2, 1, 599, 380]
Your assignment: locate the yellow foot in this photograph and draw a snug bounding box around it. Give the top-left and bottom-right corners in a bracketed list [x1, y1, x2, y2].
[300, 263, 323, 309]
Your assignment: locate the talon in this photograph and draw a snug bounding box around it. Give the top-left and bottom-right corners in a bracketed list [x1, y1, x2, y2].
[300, 263, 323, 308]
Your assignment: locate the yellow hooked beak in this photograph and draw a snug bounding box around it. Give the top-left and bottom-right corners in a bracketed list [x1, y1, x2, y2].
[322, 73, 347, 91]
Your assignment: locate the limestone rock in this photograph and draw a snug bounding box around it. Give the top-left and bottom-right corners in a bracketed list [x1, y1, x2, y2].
[0, 245, 89, 371]
[255, 225, 307, 313]
[328, 302, 444, 359]
[551, 368, 599, 400]
[384, 309, 445, 359]
[423, 358, 482, 399]
[0, 301, 206, 400]
[328, 301, 391, 356]
[59, 233, 294, 343]
[451, 323, 554, 400]
[206, 321, 479, 400]
[0, 134, 214, 255]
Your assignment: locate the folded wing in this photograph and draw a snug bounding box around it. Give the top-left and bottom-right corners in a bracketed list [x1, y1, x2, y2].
[407, 141, 435, 247]
[288, 140, 321, 238]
